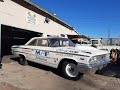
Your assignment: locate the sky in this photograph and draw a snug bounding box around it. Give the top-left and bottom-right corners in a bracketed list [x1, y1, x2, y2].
[32, 0, 120, 38]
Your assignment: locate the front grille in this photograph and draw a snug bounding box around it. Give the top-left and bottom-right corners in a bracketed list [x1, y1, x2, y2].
[97, 54, 106, 61]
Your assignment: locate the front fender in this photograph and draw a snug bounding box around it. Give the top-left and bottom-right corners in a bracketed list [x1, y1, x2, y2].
[56, 57, 79, 68]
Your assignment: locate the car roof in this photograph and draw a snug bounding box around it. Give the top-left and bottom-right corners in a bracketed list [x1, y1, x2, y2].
[25, 37, 69, 45]
[32, 37, 67, 39]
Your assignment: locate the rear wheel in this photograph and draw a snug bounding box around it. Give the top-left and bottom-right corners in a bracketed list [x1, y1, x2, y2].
[0, 63, 2, 69]
[19, 55, 28, 66]
[62, 61, 82, 80]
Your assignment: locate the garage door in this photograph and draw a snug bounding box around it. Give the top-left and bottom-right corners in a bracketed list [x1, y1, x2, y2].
[1, 25, 42, 56]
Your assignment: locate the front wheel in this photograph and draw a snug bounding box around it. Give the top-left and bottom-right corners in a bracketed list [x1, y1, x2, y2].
[62, 61, 83, 80]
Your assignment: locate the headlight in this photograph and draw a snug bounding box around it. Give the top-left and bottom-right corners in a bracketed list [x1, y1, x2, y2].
[89, 54, 110, 65]
[105, 53, 110, 60]
[105, 53, 110, 61]
[89, 56, 98, 64]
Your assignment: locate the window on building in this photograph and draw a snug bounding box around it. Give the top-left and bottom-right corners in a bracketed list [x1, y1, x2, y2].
[92, 40, 98, 44]
[37, 39, 48, 47]
[44, 17, 50, 23]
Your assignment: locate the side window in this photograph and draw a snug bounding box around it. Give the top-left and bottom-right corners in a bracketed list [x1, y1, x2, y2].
[28, 39, 37, 46]
[49, 39, 60, 47]
[37, 39, 48, 47]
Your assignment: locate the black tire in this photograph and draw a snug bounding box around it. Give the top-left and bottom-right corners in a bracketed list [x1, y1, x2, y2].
[19, 55, 28, 66]
[62, 61, 83, 80]
[0, 63, 2, 69]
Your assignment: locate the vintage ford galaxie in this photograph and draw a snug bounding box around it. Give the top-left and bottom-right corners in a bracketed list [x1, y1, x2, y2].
[11, 37, 110, 80]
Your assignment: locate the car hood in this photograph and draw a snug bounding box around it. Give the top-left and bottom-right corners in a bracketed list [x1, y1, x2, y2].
[77, 45, 110, 55]
[56, 45, 109, 57]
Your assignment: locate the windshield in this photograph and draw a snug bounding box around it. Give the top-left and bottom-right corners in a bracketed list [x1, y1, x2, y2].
[49, 38, 75, 47]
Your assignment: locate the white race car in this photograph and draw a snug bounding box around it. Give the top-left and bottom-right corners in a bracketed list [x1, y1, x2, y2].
[11, 37, 110, 80]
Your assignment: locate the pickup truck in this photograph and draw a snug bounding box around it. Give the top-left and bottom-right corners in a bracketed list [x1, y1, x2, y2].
[11, 37, 110, 80]
[75, 38, 120, 64]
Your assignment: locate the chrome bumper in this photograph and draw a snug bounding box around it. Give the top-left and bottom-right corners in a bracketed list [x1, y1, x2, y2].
[77, 60, 110, 74]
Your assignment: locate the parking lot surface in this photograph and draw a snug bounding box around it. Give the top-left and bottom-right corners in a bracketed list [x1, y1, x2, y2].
[0, 55, 120, 90]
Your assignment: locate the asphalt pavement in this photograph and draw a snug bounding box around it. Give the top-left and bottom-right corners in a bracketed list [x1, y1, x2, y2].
[0, 55, 120, 90]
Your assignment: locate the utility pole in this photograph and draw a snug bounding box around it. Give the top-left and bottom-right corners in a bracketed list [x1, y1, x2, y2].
[108, 29, 111, 38]
[107, 29, 111, 45]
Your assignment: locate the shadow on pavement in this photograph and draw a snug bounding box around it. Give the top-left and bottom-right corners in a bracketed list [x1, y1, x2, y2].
[27, 61, 83, 80]
[11, 57, 57, 72]
[96, 63, 120, 79]
[11, 57, 83, 80]
[11, 56, 120, 79]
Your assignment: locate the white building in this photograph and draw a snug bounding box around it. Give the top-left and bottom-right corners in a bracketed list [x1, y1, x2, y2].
[0, 0, 79, 57]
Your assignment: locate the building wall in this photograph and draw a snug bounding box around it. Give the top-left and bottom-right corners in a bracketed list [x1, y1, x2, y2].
[102, 38, 120, 45]
[0, 0, 78, 35]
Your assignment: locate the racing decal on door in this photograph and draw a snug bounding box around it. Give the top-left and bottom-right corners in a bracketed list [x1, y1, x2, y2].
[35, 50, 49, 56]
[35, 50, 50, 61]
[35, 50, 58, 63]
